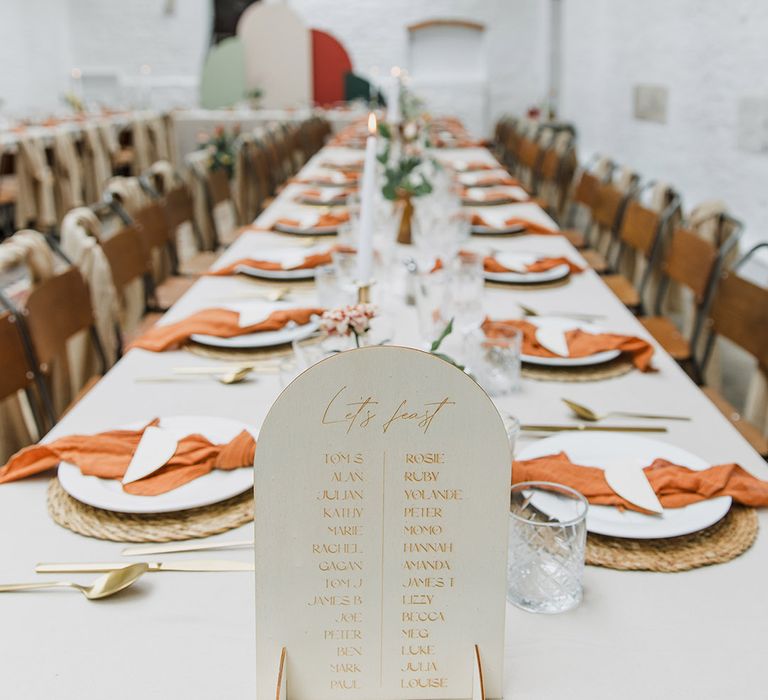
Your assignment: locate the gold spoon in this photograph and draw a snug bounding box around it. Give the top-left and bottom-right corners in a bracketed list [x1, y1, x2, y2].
[134, 367, 258, 385]
[562, 398, 691, 422]
[0, 563, 148, 600]
[211, 287, 291, 302]
[217, 366, 254, 385]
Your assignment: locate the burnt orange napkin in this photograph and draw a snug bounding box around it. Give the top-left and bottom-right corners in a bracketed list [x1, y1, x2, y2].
[513, 451, 768, 513]
[431, 255, 583, 275]
[206, 245, 355, 276]
[463, 189, 527, 203]
[0, 419, 256, 496]
[482, 318, 655, 371]
[300, 188, 355, 200]
[129, 307, 325, 353]
[460, 162, 495, 171]
[484, 256, 584, 275]
[471, 214, 559, 235]
[274, 211, 350, 230]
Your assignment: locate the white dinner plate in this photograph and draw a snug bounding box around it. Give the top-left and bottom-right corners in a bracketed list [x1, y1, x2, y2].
[449, 160, 495, 172]
[458, 171, 513, 187]
[516, 432, 732, 538]
[57, 416, 256, 514]
[472, 223, 526, 236]
[234, 264, 316, 281]
[462, 194, 518, 207]
[191, 318, 319, 349]
[484, 252, 570, 285]
[523, 317, 621, 367]
[273, 221, 339, 236]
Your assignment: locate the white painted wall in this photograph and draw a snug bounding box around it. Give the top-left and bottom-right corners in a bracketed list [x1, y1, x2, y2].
[0, 0, 73, 116]
[559, 0, 768, 250]
[289, 0, 551, 134]
[0, 0, 550, 133]
[4, 0, 764, 250]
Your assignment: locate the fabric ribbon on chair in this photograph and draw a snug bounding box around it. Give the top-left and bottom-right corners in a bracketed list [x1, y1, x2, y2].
[132, 116, 153, 174]
[147, 116, 170, 163]
[60, 208, 121, 366]
[82, 124, 113, 203]
[52, 130, 85, 221]
[14, 136, 57, 230]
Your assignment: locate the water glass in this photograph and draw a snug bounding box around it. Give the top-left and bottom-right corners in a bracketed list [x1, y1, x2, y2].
[332, 248, 359, 290]
[466, 328, 521, 395]
[278, 358, 300, 388]
[500, 412, 521, 456]
[448, 251, 485, 332]
[507, 482, 588, 614]
[292, 332, 329, 369]
[315, 263, 355, 308]
[413, 269, 451, 343]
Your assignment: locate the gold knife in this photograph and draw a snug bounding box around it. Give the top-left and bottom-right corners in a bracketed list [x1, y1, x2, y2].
[36, 559, 254, 573]
[521, 424, 667, 433]
[122, 539, 253, 556]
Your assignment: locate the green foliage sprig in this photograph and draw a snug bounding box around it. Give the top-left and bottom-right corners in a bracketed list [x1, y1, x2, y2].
[197, 124, 240, 179]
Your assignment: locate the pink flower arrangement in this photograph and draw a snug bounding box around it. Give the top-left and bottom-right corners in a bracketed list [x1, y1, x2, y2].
[320, 304, 377, 347]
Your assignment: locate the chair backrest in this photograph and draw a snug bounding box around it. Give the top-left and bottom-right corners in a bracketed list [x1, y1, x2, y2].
[207, 168, 231, 207]
[572, 170, 600, 208]
[591, 182, 625, 230]
[705, 268, 768, 373]
[517, 137, 541, 170]
[619, 200, 661, 257]
[101, 225, 148, 290]
[24, 267, 96, 367]
[0, 310, 35, 401]
[133, 201, 171, 255]
[661, 227, 719, 303]
[164, 184, 195, 229]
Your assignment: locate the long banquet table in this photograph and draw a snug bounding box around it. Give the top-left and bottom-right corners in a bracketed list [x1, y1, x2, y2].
[1, 139, 767, 700]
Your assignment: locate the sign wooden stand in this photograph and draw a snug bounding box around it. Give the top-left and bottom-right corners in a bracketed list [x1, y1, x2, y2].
[255, 346, 509, 700]
[272, 645, 486, 700]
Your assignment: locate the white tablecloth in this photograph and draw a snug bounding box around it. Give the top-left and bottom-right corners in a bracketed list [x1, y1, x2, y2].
[0, 146, 766, 700]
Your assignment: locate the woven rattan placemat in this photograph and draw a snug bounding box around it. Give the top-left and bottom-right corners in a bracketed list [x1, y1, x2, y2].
[586, 505, 758, 572]
[522, 357, 634, 382]
[47, 479, 254, 543]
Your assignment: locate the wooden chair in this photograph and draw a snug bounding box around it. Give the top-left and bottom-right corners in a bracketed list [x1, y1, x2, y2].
[598, 192, 681, 311]
[204, 167, 239, 248]
[535, 142, 577, 222]
[579, 180, 634, 284]
[22, 266, 107, 418]
[558, 156, 614, 249]
[262, 129, 289, 191]
[515, 136, 542, 191]
[98, 224, 165, 347]
[0, 306, 51, 436]
[164, 183, 213, 274]
[637, 216, 742, 375]
[132, 201, 196, 310]
[699, 244, 768, 456]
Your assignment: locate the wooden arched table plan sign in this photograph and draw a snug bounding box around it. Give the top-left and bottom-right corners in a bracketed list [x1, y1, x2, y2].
[255, 346, 510, 700]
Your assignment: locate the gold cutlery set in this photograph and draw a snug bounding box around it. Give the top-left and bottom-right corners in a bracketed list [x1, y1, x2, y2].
[0, 549, 254, 600]
[135, 363, 281, 384]
[519, 398, 689, 434]
[0, 394, 688, 598]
